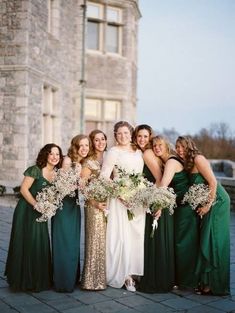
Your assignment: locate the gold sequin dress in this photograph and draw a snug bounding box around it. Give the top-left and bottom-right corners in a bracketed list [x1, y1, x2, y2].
[81, 157, 107, 290]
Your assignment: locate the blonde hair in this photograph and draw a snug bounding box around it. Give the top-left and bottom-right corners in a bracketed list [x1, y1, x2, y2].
[152, 135, 176, 156]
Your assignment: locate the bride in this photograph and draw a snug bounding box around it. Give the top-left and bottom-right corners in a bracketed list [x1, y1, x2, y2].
[100, 121, 145, 292]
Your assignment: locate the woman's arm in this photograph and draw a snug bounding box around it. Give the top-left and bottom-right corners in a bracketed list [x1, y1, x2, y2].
[143, 149, 162, 185]
[159, 159, 181, 187]
[20, 176, 36, 207]
[194, 155, 217, 216]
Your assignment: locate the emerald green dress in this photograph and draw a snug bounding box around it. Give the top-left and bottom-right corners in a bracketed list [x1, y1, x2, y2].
[170, 162, 199, 289]
[138, 165, 175, 293]
[190, 173, 230, 295]
[5, 165, 52, 292]
[52, 193, 81, 292]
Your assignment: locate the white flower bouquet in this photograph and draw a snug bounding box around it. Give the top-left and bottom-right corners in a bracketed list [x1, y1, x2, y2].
[35, 167, 80, 222]
[81, 176, 118, 217]
[113, 166, 151, 220]
[145, 186, 176, 237]
[182, 183, 212, 210]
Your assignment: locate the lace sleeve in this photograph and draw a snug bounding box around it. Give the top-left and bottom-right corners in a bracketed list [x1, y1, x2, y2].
[100, 148, 117, 179]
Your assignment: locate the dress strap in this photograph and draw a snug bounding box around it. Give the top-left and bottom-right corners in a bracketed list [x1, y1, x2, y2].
[168, 156, 184, 166]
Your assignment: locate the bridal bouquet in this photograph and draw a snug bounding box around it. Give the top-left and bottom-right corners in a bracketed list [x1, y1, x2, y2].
[113, 166, 151, 220]
[144, 186, 177, 237]
[35, 167, 80, 222]
[81, 176, 118, 217]
[182, 183, 212, 210]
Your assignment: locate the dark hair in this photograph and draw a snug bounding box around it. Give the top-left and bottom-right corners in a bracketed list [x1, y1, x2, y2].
[36, 143, 63, 169]
[67, 134, 91, 162]
[132, 124, 154, 150]
[176, 136, 202, 171]
[89, 129, 107, 156]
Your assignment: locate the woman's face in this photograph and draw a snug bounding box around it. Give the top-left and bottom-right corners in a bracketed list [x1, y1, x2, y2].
[152, 139, 167, 158]
[47, 147, 61, 167]
[78, 138, 90, 158]
[175, 142, 186, 160]
[93, 133, 107, 153]
[136, 129, 150, 150]
[116, 126, 132, 146]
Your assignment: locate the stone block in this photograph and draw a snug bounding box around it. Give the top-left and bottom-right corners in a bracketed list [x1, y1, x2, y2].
[16, 96, 27, 107]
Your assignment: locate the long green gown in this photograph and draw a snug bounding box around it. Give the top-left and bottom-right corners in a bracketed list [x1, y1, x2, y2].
[170, 160, 199, 289]
[5, 165, 52, 292]
[138, 165, 175, 293]
[190, 173, 230, 295]
[52, 193, 81, 292]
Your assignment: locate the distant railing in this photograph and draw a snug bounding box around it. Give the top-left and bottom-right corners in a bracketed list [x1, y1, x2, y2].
[210, 160, 235, 210]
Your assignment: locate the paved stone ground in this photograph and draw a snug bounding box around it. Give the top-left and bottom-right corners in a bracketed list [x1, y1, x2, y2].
[0, 196, 235, 313]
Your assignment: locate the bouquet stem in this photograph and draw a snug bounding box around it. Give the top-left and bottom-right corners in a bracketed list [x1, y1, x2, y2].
[127, 209, 135, 220]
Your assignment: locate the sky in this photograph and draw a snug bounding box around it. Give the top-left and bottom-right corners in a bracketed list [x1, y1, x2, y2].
[137, 0, 235, 135]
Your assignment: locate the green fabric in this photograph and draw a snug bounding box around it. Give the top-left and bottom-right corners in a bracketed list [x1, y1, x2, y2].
[5, 165, 52, 291]
[138, 165, 175, 293]
[52, 194, 81, 292]
[171, 170, 199, 289]
[190, 173, 230, 295]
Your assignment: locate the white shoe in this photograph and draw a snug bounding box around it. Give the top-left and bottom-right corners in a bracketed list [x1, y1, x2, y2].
[125, 277, 136, 292]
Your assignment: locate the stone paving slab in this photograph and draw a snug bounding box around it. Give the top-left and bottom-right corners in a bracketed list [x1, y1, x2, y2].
[0, 202, 235, 313]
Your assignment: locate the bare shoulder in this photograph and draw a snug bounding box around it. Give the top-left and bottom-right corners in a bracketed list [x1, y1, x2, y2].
[194, 154, 208, 165]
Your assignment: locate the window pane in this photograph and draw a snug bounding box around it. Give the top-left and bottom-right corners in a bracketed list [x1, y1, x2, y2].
[107, 7, 119, 22]
[85, 99, 102, 118]
[87, 4, 100, 19]
[104, 100, 120, 120]
[87, 21, 99, 50]
[106, 24, 118, 53]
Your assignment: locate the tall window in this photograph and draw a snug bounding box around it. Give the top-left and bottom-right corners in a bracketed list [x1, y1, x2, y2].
[85, 98, 121, 135]
[47, 0, 60, 38]
[87, 2, 123, 54]
[42, 86, 60, 145]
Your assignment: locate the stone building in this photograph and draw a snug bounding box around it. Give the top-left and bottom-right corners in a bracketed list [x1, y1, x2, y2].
[0, 0, 141, 185]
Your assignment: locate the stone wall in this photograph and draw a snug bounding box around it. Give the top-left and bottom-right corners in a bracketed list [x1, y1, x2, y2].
[0, 0, 140, 185]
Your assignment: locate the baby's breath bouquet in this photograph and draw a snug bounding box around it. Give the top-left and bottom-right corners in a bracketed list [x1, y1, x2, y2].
[113, 166, 151, 220]
[145, 186, 177, 237]
[182, 183, 212, 210]
[35, 167, 80, 222]
[81, 176, 118, 217]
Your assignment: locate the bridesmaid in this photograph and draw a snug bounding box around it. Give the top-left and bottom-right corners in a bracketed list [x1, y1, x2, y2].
[52, 134, 90, 292]
[176, 136, 230, 295]
[152, 135, 199, 291]
[80, 130, 107, 290]
[133, 126, 175, 293]
[5, 143, 63, 291]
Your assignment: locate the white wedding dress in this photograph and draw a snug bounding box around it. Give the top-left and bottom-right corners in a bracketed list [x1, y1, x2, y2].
[100, 146, 145, 288]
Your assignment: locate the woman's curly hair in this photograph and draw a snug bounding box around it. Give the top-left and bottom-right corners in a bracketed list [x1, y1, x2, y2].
[36, 143, 63, 169]
[176, 136, 202, 172]
[67, 134, 91, 162]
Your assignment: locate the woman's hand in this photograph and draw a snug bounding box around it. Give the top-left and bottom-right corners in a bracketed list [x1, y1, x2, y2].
[89, 199, 107, 211]
[197, 205, 210, 218]
[118, 197, 131, 208]
[153, 209, 162, 219]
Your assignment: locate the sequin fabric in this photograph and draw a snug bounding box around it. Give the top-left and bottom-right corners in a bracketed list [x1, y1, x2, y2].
[81, 158, 107, 290]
